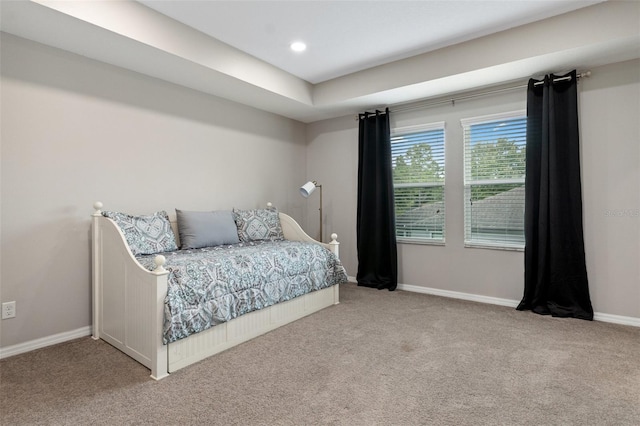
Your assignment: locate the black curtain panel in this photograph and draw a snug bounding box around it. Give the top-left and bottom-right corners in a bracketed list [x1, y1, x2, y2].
[517, 70, 594, 320]
[356, 108, 398, 291]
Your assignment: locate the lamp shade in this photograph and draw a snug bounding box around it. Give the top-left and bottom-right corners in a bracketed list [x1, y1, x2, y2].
[300, 181, 317, 198]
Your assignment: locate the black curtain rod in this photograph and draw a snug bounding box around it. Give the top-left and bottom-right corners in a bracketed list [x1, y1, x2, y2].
[359, 108, 389, 118]
[532, 71, 591, 86]
[355, 70, 592, 118]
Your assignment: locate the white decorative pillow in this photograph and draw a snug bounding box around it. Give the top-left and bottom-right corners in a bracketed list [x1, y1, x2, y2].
[233, 207, 284, 242]
[102, 210, 178, 256]
[175, 209, 240, 249]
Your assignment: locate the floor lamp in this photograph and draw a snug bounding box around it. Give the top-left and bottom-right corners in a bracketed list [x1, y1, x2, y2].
[300, 180, 322, 242]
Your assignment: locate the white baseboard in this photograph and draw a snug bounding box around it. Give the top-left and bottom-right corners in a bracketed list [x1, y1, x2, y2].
[2, 283, 638, 359]
[0, 326, 92, 359]
[396, 283, 639, 327]
[592, 312, 640, 327]
[397, 283, 520, 308]
[350, 278, 639, 328]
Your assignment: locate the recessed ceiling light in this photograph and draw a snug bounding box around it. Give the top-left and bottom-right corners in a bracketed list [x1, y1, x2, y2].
[290, 41, 307, 52]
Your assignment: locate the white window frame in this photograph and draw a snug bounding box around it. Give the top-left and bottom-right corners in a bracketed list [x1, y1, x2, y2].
[391, 122, 446, 245]
[461, 110, 526, 251]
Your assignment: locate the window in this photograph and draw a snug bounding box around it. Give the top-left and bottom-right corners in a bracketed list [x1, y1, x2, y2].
[391, 123, 445, 243]
[462, 111, 526, 249]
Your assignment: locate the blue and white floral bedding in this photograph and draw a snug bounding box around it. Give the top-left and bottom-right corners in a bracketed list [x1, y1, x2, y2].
[136, 240, 347, 344]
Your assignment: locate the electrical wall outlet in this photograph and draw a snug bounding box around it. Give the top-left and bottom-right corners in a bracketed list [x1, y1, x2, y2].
[2, 301, 16, 319]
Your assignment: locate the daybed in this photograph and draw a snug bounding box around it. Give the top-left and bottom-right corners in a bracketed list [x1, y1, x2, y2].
[91, 202, 346, 380]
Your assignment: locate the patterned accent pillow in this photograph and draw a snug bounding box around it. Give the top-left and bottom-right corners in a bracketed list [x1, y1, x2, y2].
[233, 207, 284, 242]
[102, 210, 178, 255]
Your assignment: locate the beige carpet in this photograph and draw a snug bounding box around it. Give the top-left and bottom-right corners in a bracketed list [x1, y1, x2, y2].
[1, 283, 639, 425]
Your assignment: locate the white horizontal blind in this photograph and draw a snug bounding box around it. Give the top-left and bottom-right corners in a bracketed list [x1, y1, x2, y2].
[462, 111, 526, 249]
[391, 122, 445, 243]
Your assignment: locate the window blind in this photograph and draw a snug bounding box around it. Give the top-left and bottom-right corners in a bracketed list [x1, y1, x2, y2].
[391, 123, 445, 242]
[462, 111, 526, 249]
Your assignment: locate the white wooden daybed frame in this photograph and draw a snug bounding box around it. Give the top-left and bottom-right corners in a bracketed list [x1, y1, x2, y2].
[91, 202, 340, 380]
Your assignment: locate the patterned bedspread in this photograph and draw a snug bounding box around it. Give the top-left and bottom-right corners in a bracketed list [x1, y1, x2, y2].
[136, 240, 347, 344]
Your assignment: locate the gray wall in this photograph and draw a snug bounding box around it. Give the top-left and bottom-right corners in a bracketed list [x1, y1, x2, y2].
[1, 32, 638, 350]
[307, 59, 640, 319]
[0, 34, 307, 347]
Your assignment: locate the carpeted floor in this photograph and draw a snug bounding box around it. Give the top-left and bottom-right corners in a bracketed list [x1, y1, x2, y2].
[1, 283, 639, 425]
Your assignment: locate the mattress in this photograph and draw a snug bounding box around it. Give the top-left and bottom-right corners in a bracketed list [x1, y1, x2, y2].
[136, 240, 347, 344]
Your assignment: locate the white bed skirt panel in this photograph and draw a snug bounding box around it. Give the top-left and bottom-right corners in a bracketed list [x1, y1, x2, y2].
[168, 284, 339, 372]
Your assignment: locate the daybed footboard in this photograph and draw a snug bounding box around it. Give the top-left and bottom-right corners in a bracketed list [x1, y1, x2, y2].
[91, 202, 341, 380]
[92, 202, 170, 380]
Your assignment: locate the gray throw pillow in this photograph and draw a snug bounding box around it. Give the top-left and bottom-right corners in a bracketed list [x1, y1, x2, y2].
[176, 209, 240, 249]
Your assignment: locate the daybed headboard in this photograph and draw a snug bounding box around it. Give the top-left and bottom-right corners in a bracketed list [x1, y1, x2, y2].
[166, 212, 338, 257]
[95, 202, 339, 258]
[169, 221, 180, 248]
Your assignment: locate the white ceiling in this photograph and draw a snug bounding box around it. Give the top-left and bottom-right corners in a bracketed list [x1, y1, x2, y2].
[138, 0, 604, 84]
[1, 0, 639, 122]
